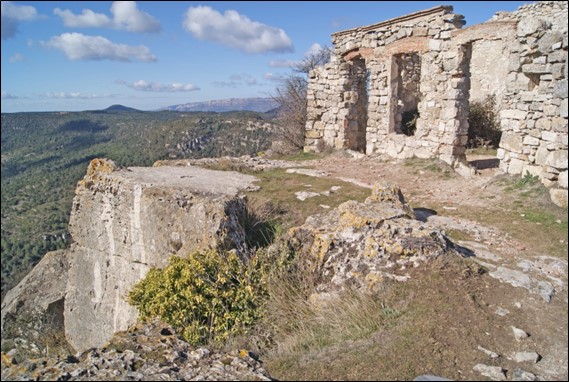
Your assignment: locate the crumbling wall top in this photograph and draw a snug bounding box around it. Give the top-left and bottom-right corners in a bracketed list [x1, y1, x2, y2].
[331, 5, 454, 38]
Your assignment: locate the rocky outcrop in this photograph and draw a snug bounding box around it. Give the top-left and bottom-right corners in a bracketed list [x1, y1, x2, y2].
[1, 250, 69, 332]
[288, 183, 457, 293]
[61, 159, 260, 352]
[1, 320, 272, 381]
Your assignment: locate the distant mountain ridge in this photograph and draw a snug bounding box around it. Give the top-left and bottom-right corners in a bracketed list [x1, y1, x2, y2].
[160, 97, 278, 113]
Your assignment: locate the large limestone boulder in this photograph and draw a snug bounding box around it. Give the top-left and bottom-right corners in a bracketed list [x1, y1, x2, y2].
[288, 183, 456, 293]
[64, 159, 259, 352]
[1, 250, 69, 333]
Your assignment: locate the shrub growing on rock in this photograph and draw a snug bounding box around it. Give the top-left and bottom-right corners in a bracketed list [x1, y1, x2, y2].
[128, 249, 267, 346]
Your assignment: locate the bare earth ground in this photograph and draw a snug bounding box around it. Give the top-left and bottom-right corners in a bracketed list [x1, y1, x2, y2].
[259, 151, 568, 381]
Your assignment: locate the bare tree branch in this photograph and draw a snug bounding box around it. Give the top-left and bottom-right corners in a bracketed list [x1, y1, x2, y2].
[271, 45, 331, 153]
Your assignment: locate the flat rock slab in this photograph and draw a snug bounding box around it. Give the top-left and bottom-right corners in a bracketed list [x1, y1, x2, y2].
[286, 168, 330, 177]
[295, 191, 321, 201]
[490, 266, 555, 302]
[115, 165, 260, 195]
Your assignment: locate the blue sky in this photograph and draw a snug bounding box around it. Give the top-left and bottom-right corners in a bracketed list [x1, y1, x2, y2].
[2, 1, 529, 112]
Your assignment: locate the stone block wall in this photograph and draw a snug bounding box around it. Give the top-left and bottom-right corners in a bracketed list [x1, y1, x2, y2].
[491, 2, 568, 199]
[305, 1, 568, 204]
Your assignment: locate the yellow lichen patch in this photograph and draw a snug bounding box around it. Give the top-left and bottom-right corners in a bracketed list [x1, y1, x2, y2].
[78, 158, 117, 190]
[1, 352, 13, 367]
[364, 272, 384, 291]
[363, 236, 379, 258]
[312, 234, 332, 263]
[368, 182, 404, 204]
[86, 158, 117, 177]
[382, 240, 404, 257]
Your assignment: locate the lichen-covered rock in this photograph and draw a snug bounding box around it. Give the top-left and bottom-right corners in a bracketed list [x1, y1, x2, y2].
[1, 320, 272, 381]
[288, 183, 456, 293]
[64, 158, 260, 352]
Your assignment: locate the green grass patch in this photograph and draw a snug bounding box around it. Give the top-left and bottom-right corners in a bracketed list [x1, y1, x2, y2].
[248, 168, 370, 229]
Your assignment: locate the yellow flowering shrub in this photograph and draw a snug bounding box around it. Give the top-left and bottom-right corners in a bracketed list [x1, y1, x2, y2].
[128, 249, 267, 346]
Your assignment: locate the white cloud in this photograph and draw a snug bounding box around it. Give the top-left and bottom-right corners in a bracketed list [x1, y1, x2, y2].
[305, 43, 323, 57]
[1, 1, 39, 40]
[111, 1, 160, 33]
[53, 8, 112, 28]
[269, 59, 299, 68]
[263, 72, 286, 82]
[1, 1, 37, 20]
[43, 92, 117, 99]
[53, 1, 160, 33]
[183, 6, 293, 54]
[45, 33, 157, 62]
[9, 52, 24, 63]
[1, 90, 19, 99]
[116, 79, 200, 92]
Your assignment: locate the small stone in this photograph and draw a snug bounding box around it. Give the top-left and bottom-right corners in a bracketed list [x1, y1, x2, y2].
[477, 345, 500, 359]
[295, 191, 321, 201]
[473, 363, 507, 381]
[512, 326, 530, 341]
[513, 351, 541, 363]
[495, 307, 510, 316]
[512, 367, 537, 381]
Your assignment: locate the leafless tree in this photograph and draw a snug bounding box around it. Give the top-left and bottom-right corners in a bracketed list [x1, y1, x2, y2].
[271, 46, 331, 153]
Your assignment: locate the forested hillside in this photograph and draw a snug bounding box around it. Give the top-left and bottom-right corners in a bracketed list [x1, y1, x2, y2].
[1, 109, 273, 297]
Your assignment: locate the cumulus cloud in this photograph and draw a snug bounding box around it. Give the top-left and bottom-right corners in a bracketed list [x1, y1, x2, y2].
[54, 1, 160, 33]
[1, 1, 39, 40]
[183, 6, 293, 54]
[116, 79, 200, 92]
[45, 33, 157, 62]
[1, 90, 19, 99]
[9, 52, 24, 63]
[263, 72, 286, 82]
[53, 8, 112, 28]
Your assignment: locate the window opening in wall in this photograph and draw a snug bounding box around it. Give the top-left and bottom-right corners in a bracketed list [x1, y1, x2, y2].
[392, 52, 421, 136]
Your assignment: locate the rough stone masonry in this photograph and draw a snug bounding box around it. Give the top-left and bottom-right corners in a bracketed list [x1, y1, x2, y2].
[305, 2, 568, 206]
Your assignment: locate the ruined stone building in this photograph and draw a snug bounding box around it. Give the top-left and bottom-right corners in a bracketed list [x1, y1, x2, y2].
[305, 1, 567, 203]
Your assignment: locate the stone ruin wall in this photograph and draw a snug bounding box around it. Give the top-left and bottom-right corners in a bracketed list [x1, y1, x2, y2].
[305, 6, 471, 165]
[492, 2, 568, 196]
[305, 2, 567, 202]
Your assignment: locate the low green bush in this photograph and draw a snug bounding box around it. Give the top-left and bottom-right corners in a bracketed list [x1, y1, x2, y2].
[128, 249, 268, 346]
